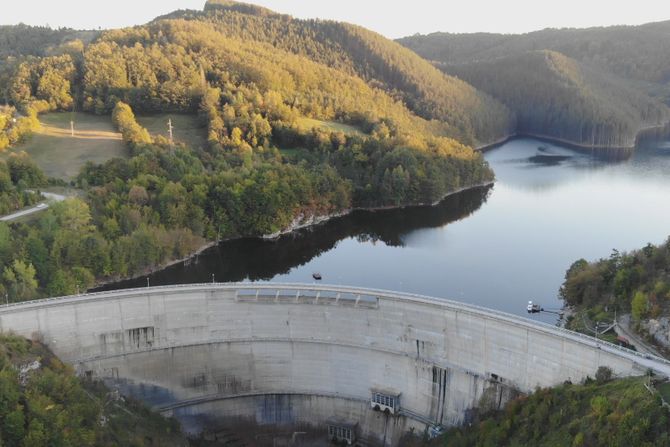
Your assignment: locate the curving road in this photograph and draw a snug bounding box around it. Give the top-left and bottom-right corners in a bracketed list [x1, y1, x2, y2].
[0, 191, 66, 222]
[616, 314, 665, 358]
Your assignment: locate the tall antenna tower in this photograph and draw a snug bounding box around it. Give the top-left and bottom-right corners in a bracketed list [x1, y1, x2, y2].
[168, 118, 174, 146]
[70, 103, 76, 137]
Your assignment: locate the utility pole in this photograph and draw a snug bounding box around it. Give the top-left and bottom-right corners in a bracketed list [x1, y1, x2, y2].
[168, 118, 174, 146]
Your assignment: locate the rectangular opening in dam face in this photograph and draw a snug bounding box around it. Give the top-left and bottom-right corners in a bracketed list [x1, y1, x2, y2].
[327, 420, 357, 445]
[126, 326, 155, 349]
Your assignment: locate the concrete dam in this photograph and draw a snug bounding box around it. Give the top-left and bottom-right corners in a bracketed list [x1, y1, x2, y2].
[1, 283, 669, 446]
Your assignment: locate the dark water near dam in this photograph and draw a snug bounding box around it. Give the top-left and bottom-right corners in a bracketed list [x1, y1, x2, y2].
[101, 138, 670, 324]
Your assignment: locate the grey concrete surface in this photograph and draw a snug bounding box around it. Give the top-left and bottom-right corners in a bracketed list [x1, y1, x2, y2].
[1, 284, 668, 445]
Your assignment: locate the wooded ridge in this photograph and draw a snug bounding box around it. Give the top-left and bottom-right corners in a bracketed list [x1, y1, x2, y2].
[399, 23, 670, 148]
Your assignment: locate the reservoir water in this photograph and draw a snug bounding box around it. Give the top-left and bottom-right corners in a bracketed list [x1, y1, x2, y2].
[103, 138, 670, 324]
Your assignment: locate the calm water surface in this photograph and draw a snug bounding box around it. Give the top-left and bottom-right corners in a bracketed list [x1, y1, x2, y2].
[104, 139, 670, 323]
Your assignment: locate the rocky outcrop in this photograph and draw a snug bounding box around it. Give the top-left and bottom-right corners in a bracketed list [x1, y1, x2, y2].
[641, 317, 670, 350]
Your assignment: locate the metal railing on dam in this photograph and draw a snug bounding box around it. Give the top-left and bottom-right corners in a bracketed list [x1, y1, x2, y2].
[1, 283, 669, 445]
[1, 282, 668, 372]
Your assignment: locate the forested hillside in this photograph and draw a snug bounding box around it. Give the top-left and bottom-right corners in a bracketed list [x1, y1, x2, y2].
[0, 333, 188, 446]
[0, 25, 97, 60]
[398, 21, 670, 92]
[0, 152, 43, 214]
[561, 239, 670, 315]
[447, 50, 667, 147]
[434, 376, 670, 447]
[0, 2, 497, 300]
[561, 238, 670, 353]
[399, 22, 670, 148]
[150, 0, 515, 145]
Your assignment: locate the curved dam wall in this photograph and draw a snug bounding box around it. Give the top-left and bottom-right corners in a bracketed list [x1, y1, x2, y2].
[0, 284, 667, 445]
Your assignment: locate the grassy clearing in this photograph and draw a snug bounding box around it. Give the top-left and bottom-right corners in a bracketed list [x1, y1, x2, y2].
[278, 147, 309, 158]
[11, 112, 127, 180]
[297, 118, 366, 136]
[136, 113, 207, 149]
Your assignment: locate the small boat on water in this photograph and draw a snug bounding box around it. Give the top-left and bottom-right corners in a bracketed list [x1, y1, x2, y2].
[312, 272, 322, 280]
[527, 300, 542, 313]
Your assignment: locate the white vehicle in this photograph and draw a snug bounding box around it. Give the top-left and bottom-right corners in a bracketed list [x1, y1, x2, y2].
[527, 301, 542, 313]
[36, 203, 47, 209]
[370, 390, 400, 414]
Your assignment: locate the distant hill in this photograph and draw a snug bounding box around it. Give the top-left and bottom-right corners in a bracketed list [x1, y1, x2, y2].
[399, 22, 670, 148]
[150, 0, 515, 146]
[398, 21, 670, 90]
[447, 50, 667, 148]
[0, 24, 97, 60]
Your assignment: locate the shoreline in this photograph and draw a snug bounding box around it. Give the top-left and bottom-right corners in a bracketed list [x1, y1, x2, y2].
[262, 180, 495, 240]
[91, 121, 670, 290]
[91, 181, 494, 290]
[476, 122, 670, 153]
[92, 239, 221, 289]
[476, 135, 515, 152]
[477, 133, 634, 153]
